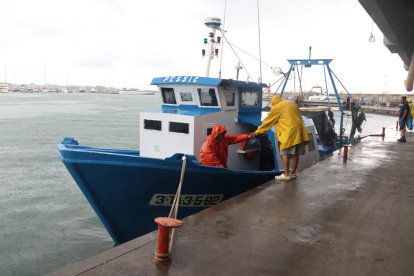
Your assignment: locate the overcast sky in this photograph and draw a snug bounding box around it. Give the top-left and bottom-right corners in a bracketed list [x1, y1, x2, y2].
[0, 0, 409, 93]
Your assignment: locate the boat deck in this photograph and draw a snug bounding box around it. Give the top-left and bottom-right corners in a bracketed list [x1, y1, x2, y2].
[49, 127, 414, 276]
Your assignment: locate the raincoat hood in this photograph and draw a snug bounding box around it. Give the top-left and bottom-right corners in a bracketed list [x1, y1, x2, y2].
[211, 125, 227, 140]
[270, 95, 283, 107]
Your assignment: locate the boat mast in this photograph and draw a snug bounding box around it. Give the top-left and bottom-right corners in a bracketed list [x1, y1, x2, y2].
[204, 17, 222, 77]
[44, 59, 46, 88]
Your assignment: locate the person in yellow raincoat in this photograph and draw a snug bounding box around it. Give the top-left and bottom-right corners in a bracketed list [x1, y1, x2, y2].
[249, 95, 310, 181]
[408, 99, 414, 130]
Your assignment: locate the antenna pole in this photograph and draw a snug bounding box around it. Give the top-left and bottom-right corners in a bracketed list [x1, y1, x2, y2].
[309, 46, 312, 60]
[205, 28, 216, 77]
[257, 0, 262, 83]
[204, 18, 222, 78]
[218, 0, 227, 79]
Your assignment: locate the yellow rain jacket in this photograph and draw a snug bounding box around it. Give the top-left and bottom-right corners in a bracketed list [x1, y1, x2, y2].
[256, 95, 310, 150]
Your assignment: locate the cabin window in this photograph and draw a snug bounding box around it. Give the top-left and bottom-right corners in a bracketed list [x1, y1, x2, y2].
[241, 91, 260, 107]
[180, 92, 193, 102]
[161, 88, 177, 105]
[198, 88, 218, 107]
[207, 128, 213, 136]
[144, 119, 162, 131]
[169, 122, 189, 134]
[308, 133, 315, 152]
[225, 93, 235, 106]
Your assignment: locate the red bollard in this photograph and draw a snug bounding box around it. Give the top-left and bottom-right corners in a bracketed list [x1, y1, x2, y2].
[396, 121, 399, 130]
[382, 127, 385, 136]
[154, 217, 183, 263]
[343, 145, 348, 164]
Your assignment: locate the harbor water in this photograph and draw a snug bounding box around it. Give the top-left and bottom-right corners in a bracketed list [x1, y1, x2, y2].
[0, 93, 399, 276]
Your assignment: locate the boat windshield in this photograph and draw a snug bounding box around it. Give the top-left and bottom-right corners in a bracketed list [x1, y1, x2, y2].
[161, 88, 177, 104]
[198, 88, 218, 107]
[180, 92, 193, 102]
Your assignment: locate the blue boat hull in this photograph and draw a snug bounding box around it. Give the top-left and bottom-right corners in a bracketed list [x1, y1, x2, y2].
[58, 138, 280, 244]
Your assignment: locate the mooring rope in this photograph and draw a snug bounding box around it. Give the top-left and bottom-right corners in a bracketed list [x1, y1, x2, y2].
[154, 155, 187, 261]
[167, 155, 187, 253]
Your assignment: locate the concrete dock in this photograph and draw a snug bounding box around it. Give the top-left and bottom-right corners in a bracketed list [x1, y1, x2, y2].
[49, 128, 414, 276]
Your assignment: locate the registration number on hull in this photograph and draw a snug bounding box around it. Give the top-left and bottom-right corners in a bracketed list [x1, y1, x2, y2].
[149, 194, 224, 207]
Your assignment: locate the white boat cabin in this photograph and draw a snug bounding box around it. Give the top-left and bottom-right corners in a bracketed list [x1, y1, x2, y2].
[140, 76, 319, 172]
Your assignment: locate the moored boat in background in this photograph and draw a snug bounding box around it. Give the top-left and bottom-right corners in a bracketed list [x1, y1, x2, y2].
[0, 82, 8, 93]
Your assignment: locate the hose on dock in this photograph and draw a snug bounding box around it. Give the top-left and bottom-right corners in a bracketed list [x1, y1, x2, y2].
[359, 133, 385, 139]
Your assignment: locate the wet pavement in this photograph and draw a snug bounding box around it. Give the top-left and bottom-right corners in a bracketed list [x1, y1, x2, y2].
[49, 127, 414, 276]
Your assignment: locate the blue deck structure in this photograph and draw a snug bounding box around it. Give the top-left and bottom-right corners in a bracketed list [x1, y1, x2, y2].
[270, 56, 363, 152]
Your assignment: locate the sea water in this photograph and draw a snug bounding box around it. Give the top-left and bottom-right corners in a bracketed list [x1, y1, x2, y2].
[0, 93, 399, 275]
[0, 93, 159, 276]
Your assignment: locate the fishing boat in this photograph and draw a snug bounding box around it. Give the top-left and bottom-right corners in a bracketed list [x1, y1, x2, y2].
[57, 17, 340, 245]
